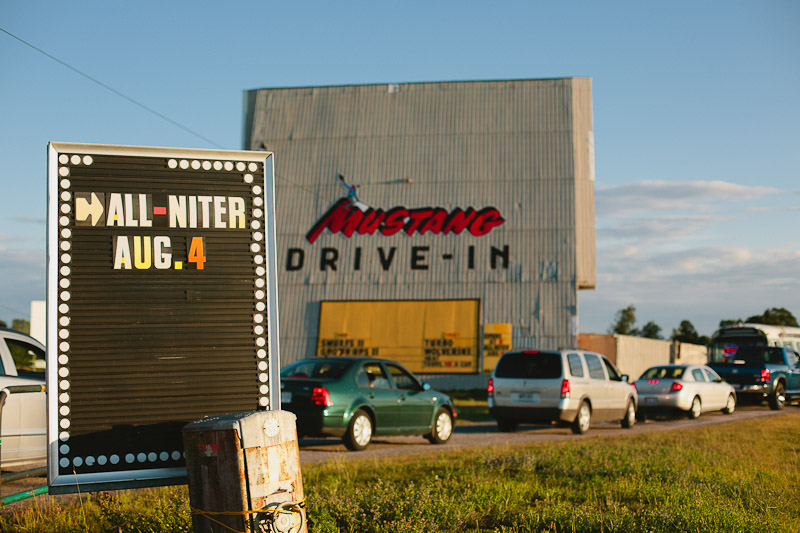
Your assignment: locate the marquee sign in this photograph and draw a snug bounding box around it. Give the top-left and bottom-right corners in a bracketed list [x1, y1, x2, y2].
[46, 143, 280, 493]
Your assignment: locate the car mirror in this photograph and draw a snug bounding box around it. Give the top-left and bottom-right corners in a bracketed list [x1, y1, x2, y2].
[621, 374, 629, 383]
[422, 382, 431, 391]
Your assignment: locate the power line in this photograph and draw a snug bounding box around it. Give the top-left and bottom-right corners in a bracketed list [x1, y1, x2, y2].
[0, 302, 29, 318]
[0, 26, 226, 149]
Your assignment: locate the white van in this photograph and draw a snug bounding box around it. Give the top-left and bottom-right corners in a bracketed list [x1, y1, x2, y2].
[0, 327, 47, 466]
[488, 349, 637, 434]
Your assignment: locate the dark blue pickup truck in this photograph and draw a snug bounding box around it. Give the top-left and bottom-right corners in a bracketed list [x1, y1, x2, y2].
[708, 346, 800, 410]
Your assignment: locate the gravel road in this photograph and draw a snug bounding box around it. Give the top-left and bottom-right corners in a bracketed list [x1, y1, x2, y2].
[298, 404, 793, 464]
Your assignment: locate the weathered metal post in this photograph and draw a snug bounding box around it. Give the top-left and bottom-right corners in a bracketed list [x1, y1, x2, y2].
[183, 410, 306, 533]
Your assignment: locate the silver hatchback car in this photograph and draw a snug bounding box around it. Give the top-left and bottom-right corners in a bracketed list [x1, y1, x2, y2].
[634, 364, 736, 419]
[488, 349, 637, 434]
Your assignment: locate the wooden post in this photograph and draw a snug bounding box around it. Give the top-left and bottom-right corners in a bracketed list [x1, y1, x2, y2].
[183, 411, 306, 533]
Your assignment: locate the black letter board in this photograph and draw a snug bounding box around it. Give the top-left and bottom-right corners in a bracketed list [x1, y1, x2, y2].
[46, 143, 281, 493]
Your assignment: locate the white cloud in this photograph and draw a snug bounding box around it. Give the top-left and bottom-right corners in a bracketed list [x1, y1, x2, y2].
[599, 214, 719, 242]
[598, 244, 800, 283]
[582, 244, 800, 335]
[12, 216, 46, 224]
[596, 180, 780, 217]
[743, 205, 800, 213]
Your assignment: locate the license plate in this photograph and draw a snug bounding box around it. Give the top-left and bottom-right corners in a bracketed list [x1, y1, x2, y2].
[281, 391, 292, 404]
[513, 392, 539, 403]
[645, 398, 657, 406]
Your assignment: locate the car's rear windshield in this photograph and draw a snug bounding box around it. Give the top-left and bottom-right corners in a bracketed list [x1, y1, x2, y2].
[724, 347, 784, 366]
[280, 360, 352, 380]
[640, 366, 685, 380]
[494, 351, 562, 379]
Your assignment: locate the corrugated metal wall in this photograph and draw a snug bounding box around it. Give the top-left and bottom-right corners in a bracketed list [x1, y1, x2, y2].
[578, 333, 618, 363]
[244, 79, 595, 376]
[613, 335, 671, 380]
[581, 333, 674, 380]
[571, 80, 596, 290]
[674, 342, 708, 365]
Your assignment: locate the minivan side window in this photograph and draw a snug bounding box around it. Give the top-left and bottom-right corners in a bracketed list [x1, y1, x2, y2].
[494, 352, 562, 379]
[584, 353, 606, 380]
[602, 358, 622, 381]
[567, 353, 584, 377]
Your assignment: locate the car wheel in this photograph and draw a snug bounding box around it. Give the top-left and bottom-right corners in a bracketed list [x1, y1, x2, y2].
[426, 408, 454, 444]
[688, 396, 702, 419]
[343, 409, 372, 451]
[768, 382, 785, 410]
[722, 393, 736, 415]
[496, 418, 518, 433]
[571, 401, 591, 435]
[621, 399, 636, 428]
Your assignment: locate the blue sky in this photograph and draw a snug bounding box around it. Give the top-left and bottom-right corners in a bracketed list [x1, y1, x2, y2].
[1, 1, 798, 337]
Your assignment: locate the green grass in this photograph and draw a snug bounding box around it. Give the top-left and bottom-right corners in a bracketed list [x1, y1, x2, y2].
[2, 413, 799, 532]
[305, 412, 800, 532]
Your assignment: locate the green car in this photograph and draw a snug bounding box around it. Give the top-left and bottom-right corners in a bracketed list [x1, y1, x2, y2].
[280, 357, 457, 451]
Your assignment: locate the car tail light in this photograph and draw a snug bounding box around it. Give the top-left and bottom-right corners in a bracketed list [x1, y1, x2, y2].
[647, 379, 659, 384]
[561, 379, 570, 398]
[671, 382, 683, 392]
[487, 378, 494, 396]
[760, 369, 770, 383]
[311, 387, 332, 407]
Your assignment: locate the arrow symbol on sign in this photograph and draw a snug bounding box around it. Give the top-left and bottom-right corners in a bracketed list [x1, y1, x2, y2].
[76, 192, 105, 226]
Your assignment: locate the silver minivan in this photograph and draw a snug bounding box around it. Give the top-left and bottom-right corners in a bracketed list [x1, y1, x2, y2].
[488, 349, 637, 434]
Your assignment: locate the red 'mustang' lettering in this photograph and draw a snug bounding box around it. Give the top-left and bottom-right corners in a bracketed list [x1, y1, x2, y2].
[306, 200, 504, 242]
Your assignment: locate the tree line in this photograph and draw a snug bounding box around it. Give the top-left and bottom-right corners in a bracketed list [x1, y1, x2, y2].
[608, 306, 798, 346]
[4, 308, 798, 349]
[0, 318, 30, 333]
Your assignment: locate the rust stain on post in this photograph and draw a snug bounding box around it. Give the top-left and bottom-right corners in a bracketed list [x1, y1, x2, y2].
[183, 411, 306, 533]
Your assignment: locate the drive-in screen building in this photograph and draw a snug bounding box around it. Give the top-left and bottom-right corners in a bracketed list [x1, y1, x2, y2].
[244, 78, 595, 384]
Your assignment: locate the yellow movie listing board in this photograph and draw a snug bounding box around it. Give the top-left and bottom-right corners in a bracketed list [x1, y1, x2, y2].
[482, 323, 513, 374]
[317, 300, 479, 374]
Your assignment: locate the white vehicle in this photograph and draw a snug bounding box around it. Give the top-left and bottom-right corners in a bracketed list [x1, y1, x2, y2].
[0, 327, 47, 466]
[634, 364, 736, 419]
[488, 349, 637, 434]
[709, 323, 800, 362]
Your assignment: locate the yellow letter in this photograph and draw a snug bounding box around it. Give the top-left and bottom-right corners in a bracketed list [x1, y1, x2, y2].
[229, 197, 246, 229]
[133, 236, 152, 269]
